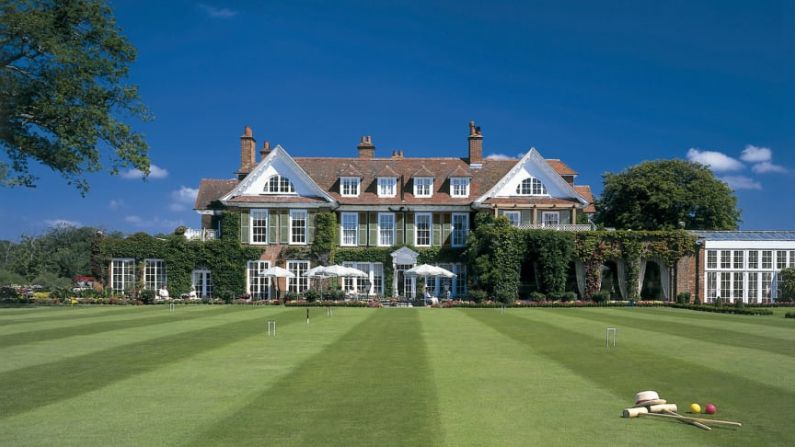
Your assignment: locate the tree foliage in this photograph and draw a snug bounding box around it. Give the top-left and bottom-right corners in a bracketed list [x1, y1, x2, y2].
[779, 267, 795, 302]
[0, 0, 150, 194]
[595, 160, 740, 230]
[0, 225, 100, 284]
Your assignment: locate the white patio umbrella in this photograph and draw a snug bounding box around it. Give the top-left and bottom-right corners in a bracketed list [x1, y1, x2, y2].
[259, 266, 295, 300]
[304, 266, 334, 300]
[312, 265, 369, 300]
[405, 264, 456, 304]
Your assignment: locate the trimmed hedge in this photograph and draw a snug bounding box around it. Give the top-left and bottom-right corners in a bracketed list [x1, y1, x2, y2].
[785, 312, 795, 319]
[671, 303, 773, 316]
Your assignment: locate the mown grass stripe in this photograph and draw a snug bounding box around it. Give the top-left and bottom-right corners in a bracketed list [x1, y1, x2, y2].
[0, 306, 165, 326]
[603, 308, 795, 341]
[466, 309, 794, 447]
[192, 309, 442, 447]
[0, 307, 242, 348]
[0, 308, 306, 419]
[560, 308, 795, 358]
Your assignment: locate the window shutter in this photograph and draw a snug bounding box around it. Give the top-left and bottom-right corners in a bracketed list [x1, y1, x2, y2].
[432, 213, 442, 246]
[368, 212, 377, 246]
[442, 213, 451, 246]
[239, 210, 250, 244]
[395, 212, 404, 245]
[280, 211, 289, 244]
[268, 210, 277, 244]
[406, 212, 414, 246]
[358, 212, 367, 246]
[307, 211, 315, 244]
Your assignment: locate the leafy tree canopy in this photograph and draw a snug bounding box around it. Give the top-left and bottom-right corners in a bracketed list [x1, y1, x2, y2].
[595, 160, 740, 230]
[0, 0, 150, 194]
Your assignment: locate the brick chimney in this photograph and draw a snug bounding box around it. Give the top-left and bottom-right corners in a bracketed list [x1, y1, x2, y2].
[468, 121, 483, 167]
[237, 126, 256, 180]
[357, 136, 375, 159]
[391, 150, 404, 160]
[259, 140, 271, 159]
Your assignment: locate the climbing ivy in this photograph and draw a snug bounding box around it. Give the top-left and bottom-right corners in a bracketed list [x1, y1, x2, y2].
[311, 211, 336, 264]
[94, 212, 259, 299]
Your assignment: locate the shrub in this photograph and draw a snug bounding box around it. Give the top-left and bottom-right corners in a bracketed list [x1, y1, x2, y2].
[562, 291, 578, 302]
[0, 286, 20, 300]
[734, 299, 746, 309]
[139, 289, 155, 304]
[304, 289, 321, 302]
[676, 292, 691, 304]
[591, 291, 610, 303]
[694, 296, 701, 305]
[778, 267, 795, 302]
[468, 289, 487, 303]
[671, 303, 772, 316]
[785, 312, 795, 319]
[528, 291, 546, 302]
[284, 292, 300, 302]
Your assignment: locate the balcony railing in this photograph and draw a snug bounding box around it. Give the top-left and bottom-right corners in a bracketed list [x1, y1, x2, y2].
[184, 228, 218, 241]
[517, 223, 594, 231]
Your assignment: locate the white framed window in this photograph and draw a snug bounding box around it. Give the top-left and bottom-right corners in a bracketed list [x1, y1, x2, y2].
[378, 212, 395, 246]
[250, 209, 268, 244]
[762, 251, 773, 269]
[110, 258, 135, 294]
[377, 177, 397, 197]
[341, 212, 358, 246]
[247, 260, 271, 300]
[340, 177, 360, 197]
[415, 213, 432, 247]
[707, 250, 718, 269]
[542, 212, 560, 227]
[143, 259, 166, 290]
[287, 260, 310, 293]
[748, 250, 758, 269]
[733, 250, 744, 270]
[748, 272, 758, 303]
[777, 250, 787, 270]
[450, 177, 470, 198]
[762, 272, 773, 299]
[191, 268, 212, 298]
[451, 213, 469, 247]
[503, 211, 521, 227]
[720, 250, 731, 269]
[263, 175, 295, 194]
[516, 177, 547, 195]
[720, 272, 730, 300]
[706, 272, 717, 300]
[414, 177, 433, 197]
[790, 251, 795, 267]
[733, 272, 743, 301]
[289, 210, 307, 245]
[342, 262, 384, 296]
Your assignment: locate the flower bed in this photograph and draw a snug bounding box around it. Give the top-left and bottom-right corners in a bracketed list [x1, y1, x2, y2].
[671, 303, 774, 316]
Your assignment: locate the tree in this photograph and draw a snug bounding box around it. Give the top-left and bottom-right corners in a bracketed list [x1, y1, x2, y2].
[0, 0, 150, 194]
[778, 267, 795, 302]
[595, 160, 740, 230]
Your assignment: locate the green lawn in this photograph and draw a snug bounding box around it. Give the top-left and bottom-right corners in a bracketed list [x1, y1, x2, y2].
[1, 305, 793, 446]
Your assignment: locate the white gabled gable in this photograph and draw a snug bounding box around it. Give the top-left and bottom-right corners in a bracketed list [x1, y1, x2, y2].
[221, 145, 335, 203]
[475, 148, 588, 205]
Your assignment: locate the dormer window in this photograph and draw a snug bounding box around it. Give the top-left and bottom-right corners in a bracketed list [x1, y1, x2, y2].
[378, 177, 397, 197]
[263, 175, 295, 194]
[450, 177, 470, 198]
[516, 177, 547, 196]
[414, 177, 433, 197]
[340, 177, 360, 197]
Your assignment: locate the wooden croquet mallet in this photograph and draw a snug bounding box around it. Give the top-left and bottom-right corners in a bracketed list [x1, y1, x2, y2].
[662, 409, 711, 431]
[622, 403, 677, 418]
[641, 411, 742, 427]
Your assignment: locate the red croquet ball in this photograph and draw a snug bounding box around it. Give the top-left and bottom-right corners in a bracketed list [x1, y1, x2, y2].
[705, 403, 717, 414]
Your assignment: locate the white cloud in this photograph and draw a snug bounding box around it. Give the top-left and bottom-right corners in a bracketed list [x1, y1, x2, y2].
[109, 199, 124, 210]
[686, 148, 743, 172]
[169, 186, 199, 212]
[124, 215, 184, 230]
[199, 4, 238, 18]
[120, 164, 169, 180]
[751, 161, 788, 174]
[485, 153, 523, 160]
[740, 145, 772, 163]
[720, 175, 762, 190]
[45, 219, 81, 228]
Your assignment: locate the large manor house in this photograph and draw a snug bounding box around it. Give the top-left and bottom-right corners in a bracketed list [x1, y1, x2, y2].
[107, 123, 795, 303]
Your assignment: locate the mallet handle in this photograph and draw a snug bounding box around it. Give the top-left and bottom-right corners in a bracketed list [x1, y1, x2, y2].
[663, 410, 712, 431]
[646, 412, 741, 427]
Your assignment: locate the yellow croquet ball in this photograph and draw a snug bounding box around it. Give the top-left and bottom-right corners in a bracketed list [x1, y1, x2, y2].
[690, 403, 701, 414]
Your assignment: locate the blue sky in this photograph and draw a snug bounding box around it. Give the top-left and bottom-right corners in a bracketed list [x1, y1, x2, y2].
[1, 0, 793, 239]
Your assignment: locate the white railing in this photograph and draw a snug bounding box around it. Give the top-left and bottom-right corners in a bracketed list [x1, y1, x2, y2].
[518, 223, 594, 231]
[184, 228, 218, 241]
